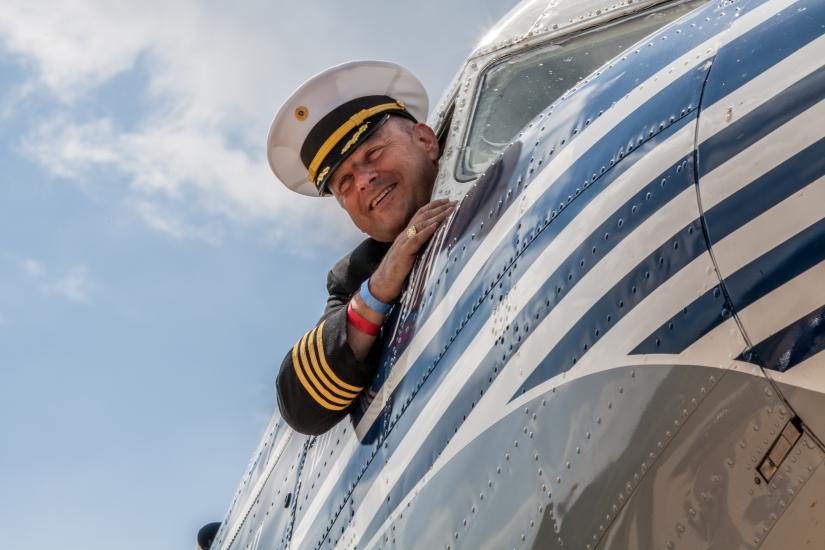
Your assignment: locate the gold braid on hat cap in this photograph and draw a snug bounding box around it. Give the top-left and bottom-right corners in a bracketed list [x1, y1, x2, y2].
[308, 100, 406, 184]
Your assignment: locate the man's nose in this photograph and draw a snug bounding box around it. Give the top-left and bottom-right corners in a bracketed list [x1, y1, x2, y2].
[354, 166, 378, 191]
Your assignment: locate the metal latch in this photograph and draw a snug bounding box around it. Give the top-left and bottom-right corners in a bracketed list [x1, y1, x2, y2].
[757, 417, 802, 482]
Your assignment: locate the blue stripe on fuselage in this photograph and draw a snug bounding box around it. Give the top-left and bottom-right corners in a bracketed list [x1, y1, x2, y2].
[699, 65, 825, 178]
[704, 136, 825, 244]
[634, 217, 825, 357]
[699, 0, 825, 109]
[635, 137, 825, 354]
[742, 302, 825, 371]
[515, 217, 707, 398]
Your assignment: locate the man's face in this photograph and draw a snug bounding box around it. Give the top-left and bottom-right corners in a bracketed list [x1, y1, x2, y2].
[326, 117, 439, 242]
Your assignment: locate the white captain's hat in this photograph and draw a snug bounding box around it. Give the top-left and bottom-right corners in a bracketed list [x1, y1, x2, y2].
[267, 60, 428, 196]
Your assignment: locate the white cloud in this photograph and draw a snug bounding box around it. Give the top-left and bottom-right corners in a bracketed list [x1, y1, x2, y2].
[41, 265, 93, 303]
[0, 0, 362, 247]
[21, 258, 46, 278]
[19, 114, 357, 247]
[0, 78, 35, 120]
[0, 0, 508, 249]
[133, 200, 223, 245]
[20, 258, 94, 303]
[21, 117, 120, 180]
[0, 3, 157, 98]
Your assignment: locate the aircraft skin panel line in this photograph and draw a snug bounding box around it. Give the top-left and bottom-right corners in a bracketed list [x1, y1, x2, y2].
[404, 218, 713, 529]
[736, 259, 825, 354]
[699, 97, 825, 213]
[704, 133, 825, 247]
[514, 215, 707, 396]
[586, 173, 825, 372]
[214, 411, 290, 548]
[711, 173, 825, 279]
[288, 436, 360, 547]
[697, 0, 825, 110]
[620, 15, 825, 354]
[221, 428, 294, 549]
[635, 138, 825, 356]
[699, 63, 825, 180]
[682, 264, 824, 369]
[770, 348, 825, 394]
[745, 302, 825, 372]
[509, 252, 725, 410]
[635, 217, 825, 357]
[701, 0, 825, 119]
[596, 369, 821, 549]
[694, 0, 825, 470]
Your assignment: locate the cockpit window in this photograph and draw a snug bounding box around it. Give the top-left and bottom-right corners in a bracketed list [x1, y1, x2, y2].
[458, 0, 706, 179]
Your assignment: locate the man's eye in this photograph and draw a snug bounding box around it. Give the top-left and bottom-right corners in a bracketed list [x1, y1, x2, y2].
[367, 147, 382, 160]
[337, 175, 352, 192]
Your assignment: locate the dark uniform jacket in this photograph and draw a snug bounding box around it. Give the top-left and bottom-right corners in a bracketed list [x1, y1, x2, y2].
[276, 238, 390, 435]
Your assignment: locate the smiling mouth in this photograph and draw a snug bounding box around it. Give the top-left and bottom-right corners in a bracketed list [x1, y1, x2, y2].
[370, 183, 396, 210]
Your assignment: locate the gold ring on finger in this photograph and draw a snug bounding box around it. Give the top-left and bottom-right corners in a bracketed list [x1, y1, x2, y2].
[406, 224, 417, 238]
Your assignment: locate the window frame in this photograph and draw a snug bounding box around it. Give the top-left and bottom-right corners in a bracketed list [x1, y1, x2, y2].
[454, 0, 706, 182]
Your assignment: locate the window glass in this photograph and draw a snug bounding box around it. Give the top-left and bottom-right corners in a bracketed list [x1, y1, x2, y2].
[460, 0, 706, 178]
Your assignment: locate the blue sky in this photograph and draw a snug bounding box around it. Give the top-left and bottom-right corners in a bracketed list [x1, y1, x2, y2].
[0, 2, 515, 549]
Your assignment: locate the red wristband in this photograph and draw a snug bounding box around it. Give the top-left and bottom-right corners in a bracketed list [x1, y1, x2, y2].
[347, 302, 381, 336]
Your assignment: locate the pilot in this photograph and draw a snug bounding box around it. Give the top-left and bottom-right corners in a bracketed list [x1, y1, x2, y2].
[267, 60, 456, 435]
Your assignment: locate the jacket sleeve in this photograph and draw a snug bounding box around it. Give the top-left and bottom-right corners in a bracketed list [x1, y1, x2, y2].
[276, 239, 389, 435]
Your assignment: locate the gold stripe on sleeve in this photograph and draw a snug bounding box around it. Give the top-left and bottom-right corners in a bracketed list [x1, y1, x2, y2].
[291, 333, 349, 411]
[298, 330, 351, 406]
[307, 326, 360, 399]
[315, 320, 364, 392]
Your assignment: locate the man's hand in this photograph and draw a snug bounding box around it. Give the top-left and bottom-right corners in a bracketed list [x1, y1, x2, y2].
[346, 198, 456, 361]
[369, 198, 457, 304]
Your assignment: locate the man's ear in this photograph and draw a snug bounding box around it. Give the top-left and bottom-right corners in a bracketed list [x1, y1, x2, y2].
[411, 123, 440, 161]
